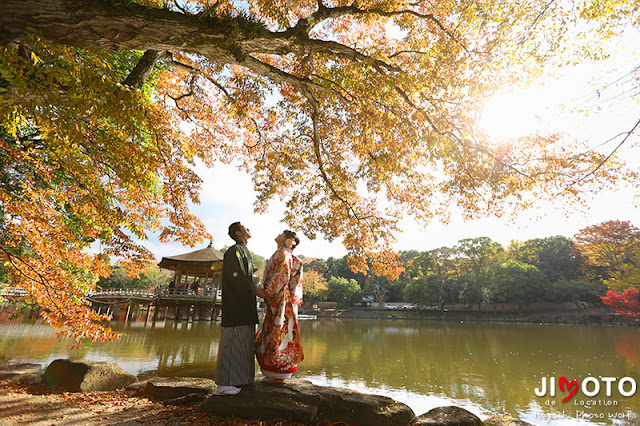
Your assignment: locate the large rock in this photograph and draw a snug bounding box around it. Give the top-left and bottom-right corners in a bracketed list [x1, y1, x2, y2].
[43, 359, 137, 392]
[143, 377, 216, 402]
[412, 406, 483, 425]
[199, 378, 415, 426]
[0, 363, 43, 384]
[484, 415, 533, 426]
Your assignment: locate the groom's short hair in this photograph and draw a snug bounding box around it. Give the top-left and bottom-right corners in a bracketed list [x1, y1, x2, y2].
[228, 222, 242, 241]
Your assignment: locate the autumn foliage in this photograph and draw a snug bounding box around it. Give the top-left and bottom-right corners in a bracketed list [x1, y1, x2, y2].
[572, 221, 640, 317]
[1, 0, 639, 340]
[0, 44, 210, 341]
[601, 289, 640, 319]
[574, 220, 640, 281]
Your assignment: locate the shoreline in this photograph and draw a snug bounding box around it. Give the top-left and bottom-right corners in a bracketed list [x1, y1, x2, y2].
[2, 304, 635, 327]
[307, 305, 637, 326]
[0, 372, 530, 426]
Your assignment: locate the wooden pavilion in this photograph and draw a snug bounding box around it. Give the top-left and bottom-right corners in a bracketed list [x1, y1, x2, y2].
[88, 245, 226, 323]
[157, 244, 224, 295]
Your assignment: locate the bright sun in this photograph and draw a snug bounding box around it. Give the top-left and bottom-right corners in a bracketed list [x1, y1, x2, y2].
[479, 89, 549, 143]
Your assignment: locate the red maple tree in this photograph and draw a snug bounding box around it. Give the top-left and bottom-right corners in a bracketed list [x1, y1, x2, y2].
[601, 288, 640, 319]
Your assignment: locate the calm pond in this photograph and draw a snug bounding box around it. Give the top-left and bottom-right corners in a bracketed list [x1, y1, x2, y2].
[1, 318, 639, 425]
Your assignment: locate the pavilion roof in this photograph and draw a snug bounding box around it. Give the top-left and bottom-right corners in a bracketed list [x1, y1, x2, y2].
[158, 246, 224, 272]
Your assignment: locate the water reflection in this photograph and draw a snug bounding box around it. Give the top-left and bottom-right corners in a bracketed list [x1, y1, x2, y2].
[300, 320, 640, 424]
[1, 318, 638, 425]
[611, 329, 640, 368]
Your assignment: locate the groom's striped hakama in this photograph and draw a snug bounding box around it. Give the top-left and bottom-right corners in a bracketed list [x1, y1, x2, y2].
[215, 324, 256, 386]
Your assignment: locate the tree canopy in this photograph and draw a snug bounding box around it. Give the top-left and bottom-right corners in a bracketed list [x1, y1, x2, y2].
[312, 232, 610, 309]
[1, 0, 639, 340]
[575, 220, 640, 282]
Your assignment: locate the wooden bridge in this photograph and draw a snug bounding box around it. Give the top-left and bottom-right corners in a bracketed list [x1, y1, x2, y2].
[4, 246, 229, 322]
[88, 287, 222, 322]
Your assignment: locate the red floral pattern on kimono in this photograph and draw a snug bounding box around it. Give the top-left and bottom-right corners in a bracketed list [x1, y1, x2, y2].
[255, 247, 304, 374]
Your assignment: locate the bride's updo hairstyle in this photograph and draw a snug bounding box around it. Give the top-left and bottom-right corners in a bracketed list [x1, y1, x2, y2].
[283, 230, 300, 250]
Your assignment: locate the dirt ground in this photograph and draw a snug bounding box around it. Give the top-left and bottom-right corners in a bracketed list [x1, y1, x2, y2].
[0, 381, 303, 426]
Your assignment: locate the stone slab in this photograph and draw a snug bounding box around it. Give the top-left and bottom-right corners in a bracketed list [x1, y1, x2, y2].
[143, 376, 216, 401]
[199, 378, 415, 426]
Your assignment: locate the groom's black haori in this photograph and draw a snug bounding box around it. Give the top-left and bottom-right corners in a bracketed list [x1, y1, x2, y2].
[215, 222, 258, 388]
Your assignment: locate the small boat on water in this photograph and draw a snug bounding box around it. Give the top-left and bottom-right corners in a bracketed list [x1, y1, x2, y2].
[298, 314, 317, 320]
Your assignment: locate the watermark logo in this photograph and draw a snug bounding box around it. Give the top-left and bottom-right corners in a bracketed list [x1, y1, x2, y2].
[535, 376, 637, 402]
[533, 376, 638, 422]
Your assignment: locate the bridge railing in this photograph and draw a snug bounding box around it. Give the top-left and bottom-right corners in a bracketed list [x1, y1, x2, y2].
[90, 287, 221, 300]
[90, 288, 156, 298]
[156, 287, 221, 299]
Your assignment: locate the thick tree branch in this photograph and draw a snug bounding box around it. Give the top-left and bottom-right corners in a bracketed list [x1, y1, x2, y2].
[123, 49, 163, 88]
[0, 0, 320, 56]
[0, 0, 397, 103]
[311, 40, 402, 73]
[241, 55, 352, 103]
[389, 50, 429, 59]
[2, 1, 210, 49]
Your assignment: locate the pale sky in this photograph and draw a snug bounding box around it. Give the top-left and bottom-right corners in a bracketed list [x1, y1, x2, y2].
[147, 30, 640, 261]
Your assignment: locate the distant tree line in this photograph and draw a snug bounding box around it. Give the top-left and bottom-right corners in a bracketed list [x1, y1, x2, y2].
[303, 220, 640, 310]
[93, 220, 640, 312]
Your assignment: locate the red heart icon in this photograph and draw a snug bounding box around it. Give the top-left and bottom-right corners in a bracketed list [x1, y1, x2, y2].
[559, 376, 578, 402]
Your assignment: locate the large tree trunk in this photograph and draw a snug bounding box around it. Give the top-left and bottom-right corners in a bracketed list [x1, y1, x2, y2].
[0, 0, 343, 91]
[0, 0, 300, 58]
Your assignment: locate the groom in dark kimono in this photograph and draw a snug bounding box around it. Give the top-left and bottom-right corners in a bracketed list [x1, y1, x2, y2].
[214, 221, 262, 395]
